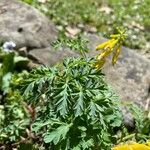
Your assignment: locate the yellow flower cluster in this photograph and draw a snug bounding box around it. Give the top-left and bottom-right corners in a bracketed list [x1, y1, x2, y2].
[113, 141, 150, 150]
[95, 29, 127, 69]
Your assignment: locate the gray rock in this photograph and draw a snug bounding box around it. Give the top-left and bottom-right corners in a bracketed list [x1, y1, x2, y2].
[121, 106, 135, 130]
[28, 46, 79, 66]
[0, 0, 57, 49]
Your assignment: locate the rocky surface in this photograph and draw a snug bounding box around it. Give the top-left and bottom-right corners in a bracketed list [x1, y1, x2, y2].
[0, 0, 57, 49]
[28, 46, 79, 66]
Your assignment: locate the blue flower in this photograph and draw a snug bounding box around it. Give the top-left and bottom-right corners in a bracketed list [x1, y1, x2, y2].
[2, 41, 16, 52]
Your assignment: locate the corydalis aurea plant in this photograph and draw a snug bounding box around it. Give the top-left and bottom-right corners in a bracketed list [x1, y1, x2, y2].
[95, 29, 127, 69]
[14, 58, 123, 149]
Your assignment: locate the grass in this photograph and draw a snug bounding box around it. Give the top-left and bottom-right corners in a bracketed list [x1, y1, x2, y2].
[22, 0, 150, 55]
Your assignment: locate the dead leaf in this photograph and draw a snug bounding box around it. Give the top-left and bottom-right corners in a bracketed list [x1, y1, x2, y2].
[66, 26, 81, 37]
[99, 6, 113, 14]
[130, 21, 144, 30]
[38, 0, 47, 3]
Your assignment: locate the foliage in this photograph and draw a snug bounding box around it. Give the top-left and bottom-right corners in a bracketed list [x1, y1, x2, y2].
[0, 51, 15, 94]
[51, 33, 89, 55]
[0, 46, 30, 147]
[21, 0, 150, 53]
[0, 47, 29, 94]
[0, 91, 30, 144]
[121, 103, 150, 142]
[14, 57, 123, 149]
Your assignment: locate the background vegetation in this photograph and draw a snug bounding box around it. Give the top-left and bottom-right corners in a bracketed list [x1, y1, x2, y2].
[22, 0, 150, 55]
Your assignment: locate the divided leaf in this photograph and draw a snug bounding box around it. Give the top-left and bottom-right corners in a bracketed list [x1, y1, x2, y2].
[44, 123, 72, 144]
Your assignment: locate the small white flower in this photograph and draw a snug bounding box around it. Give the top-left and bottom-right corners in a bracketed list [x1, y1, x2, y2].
[2, 41, 16, 52]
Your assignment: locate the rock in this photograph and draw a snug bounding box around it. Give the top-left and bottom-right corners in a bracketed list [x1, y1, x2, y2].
[85, 33, 150, 108]
[84, 25, 97, 33]
[18, 47, 28, 57]
[26, 60, 40, 70]
[65, 26, 81, 37]
[103, 50, 150, 108]
[121, 106, 135, 131]
[99, 5, 113, 15]
[28, 46, 79, 66]
[0, 0, 57, 49]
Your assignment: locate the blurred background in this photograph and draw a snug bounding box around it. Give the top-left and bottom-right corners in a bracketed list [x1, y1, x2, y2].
[22, 0, 150, 58]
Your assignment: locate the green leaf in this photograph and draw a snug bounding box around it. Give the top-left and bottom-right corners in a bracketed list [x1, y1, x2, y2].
[32, 120, 52, 133]
[32, 118, 61, 133]
[78, 126, 87, 132]
[44, 124, 72, 144]
[14, 57, 123, 149]
[111, 118, 122, 127]
[89, 101, 97, 119]
[55, 84, 70, 117]
[1, 72, 12, 94]
[74, 91, 84, 117]
[2, 52, 15, 74]
[56, 96, 68, 117]
[0, 52, 15, 92]
[80, 139, 94, 150]
[23, 82, 34, 98]
[72, 145, 81, 150]
[14, 56, 29, 67]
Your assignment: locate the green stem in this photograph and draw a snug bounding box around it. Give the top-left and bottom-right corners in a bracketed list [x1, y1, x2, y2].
[121, 133, 135, 142]
[80, 50, 87, 59]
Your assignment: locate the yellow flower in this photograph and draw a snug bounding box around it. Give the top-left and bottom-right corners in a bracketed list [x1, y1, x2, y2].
[94, 28, 127, 69]
[112, 45, 121, 65]
[131, 143, 150, 150]
[96, 39, 115, 51]
[112, 144, 131, 150]
[95, 58, 106, 70]
[97, 48, 112, 60]
[113, 142, 150, 150]
[107, 39, 118, 49]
